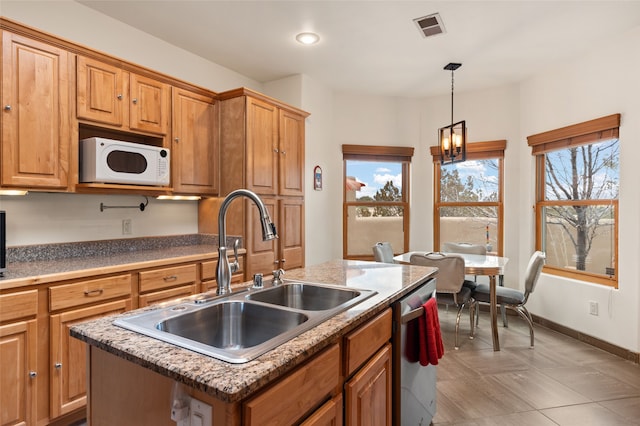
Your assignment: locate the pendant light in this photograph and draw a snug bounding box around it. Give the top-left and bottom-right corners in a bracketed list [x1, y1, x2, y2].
[439, 62, 466, 164]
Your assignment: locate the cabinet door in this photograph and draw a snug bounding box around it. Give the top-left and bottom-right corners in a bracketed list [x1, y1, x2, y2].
[246, 197, 279, 277]
[76, 55, 125, 127]
[344, 344, 392, 426]
[1, 32, 71, 189]
[279, 197, 304, 271]
[172, 88, 218, 194]
[0, 319, 37, 426]
[50, 299, 131, 418]
[246, 97, 278, 195]
[129, 73, 170, 135]
[278, 109, 305, 196]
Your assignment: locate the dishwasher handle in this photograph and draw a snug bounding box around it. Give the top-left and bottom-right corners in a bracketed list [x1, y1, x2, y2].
[400, 289, 436, 324]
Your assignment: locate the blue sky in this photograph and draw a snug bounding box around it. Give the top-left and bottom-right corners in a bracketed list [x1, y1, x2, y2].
[346, 160, 401, 199]
[346, 159, 500, 200]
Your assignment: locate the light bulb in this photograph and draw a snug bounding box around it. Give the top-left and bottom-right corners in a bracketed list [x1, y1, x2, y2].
[296, 32, 320, 45]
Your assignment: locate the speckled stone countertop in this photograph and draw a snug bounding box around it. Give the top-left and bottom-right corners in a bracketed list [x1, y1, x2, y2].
[0, 234, 243, 290]
[70, 259, 438, 403]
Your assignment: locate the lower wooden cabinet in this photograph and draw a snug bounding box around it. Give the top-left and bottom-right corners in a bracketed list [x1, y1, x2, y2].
[344, 344, 392, 426]
[0, 290, 38, 426]
[300, 394, 343, 426]
[243, 344, 340, 426]
[49, 298, 132, 418]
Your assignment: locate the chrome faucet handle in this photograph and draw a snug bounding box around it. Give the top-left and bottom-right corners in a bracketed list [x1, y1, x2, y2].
[272, 268, 285, 285]
[252, 273, 264, 289]
[230, 239, 240, 274]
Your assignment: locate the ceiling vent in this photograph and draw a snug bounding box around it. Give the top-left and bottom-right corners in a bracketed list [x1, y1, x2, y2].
[413, 13, 446, 38]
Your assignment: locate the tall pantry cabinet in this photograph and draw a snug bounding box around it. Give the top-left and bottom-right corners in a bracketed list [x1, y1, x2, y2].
[199, 88, 309, 278]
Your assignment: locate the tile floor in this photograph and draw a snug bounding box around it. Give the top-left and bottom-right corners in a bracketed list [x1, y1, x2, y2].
[432, 306, 640, 425]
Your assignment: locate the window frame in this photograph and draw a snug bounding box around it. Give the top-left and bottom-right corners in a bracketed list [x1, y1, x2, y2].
[342, 144, 414, 260]
[528, 114, 620, 288]
[431, 140, 506, 255]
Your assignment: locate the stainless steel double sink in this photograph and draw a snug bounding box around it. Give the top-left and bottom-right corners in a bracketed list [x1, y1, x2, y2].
[114, 281, 376, 363]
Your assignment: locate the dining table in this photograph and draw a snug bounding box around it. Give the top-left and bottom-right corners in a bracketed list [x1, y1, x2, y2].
[393, 251, 509, 351]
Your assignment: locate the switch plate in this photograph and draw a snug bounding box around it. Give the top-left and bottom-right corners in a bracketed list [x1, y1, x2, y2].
[190, 397, 212, 426]
[589, 301, 598, 316]
[122, 219, 132, 235]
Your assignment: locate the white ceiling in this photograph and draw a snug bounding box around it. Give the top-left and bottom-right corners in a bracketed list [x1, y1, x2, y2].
[78, 0, 640, 98]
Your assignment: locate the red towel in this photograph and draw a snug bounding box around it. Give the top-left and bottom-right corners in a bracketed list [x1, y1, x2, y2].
[419, 298, 444, 365]
[404, 298, 444, 365]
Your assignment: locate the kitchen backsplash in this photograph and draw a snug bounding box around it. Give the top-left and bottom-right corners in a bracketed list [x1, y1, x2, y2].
[6, 233, 240, 263]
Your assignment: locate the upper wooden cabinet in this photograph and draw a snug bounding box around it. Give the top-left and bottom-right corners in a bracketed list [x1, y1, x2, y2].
[1, 31, 72, 190]
[76, 56, 170, 136]
[171, 88, 219, 195]
[219, 89, 309, 198]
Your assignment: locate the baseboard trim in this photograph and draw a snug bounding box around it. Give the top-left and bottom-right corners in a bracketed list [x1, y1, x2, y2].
[532, 314, 639, 364]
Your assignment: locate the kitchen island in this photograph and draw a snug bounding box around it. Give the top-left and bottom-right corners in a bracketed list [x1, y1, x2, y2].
[71, 259, 437, 425]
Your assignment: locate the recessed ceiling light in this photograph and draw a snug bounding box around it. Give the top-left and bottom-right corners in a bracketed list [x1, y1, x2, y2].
[296, 32, 320, 45]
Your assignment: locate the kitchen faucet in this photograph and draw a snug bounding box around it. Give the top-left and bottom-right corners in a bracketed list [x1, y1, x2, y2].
[216, 189, 277, 295]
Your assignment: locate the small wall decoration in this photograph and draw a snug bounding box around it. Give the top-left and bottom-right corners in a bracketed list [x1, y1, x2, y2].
[314, 165, 323, 191]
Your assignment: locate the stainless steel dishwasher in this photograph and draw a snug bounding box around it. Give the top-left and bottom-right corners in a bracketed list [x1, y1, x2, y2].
[392, 277, 437, 425]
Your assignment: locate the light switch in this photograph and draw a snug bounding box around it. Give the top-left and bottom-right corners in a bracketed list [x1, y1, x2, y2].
[192, 414, 204, 426]
[190, 397, 212, 426]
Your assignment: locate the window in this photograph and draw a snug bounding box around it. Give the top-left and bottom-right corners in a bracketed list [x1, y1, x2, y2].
[528, 114, 620, 287]
[342, 145, 414, 259]
[431, 141, 506, 255]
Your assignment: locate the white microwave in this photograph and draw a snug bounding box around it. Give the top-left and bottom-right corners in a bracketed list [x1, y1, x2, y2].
[80, 138, 170, 186]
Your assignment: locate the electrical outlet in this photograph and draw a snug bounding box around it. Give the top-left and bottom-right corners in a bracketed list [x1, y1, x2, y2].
[589, 301, 599, 316]
[122, 219, 132, 235]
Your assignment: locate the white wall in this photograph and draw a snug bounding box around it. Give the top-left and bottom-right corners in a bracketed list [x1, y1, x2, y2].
[518, 26, 640, 353]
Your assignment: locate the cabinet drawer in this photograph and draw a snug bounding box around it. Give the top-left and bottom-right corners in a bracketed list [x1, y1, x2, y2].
[201, 257, 243, 281]
[244, 344, 340, 426]
[138, 284, 199, 307]
[139, 264, 197, 293]
[343, 308, 392, 377]
[49, 274, 131, 311]
[0, 290, 38, 322]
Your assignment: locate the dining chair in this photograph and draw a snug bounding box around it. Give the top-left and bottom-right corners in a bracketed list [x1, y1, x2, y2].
[442, 241, 509, 326]
[472, 251, 545, 347]
[442, 242, 487, 256]
[372, 242, 395, 263]
[409, 252, 476, 349]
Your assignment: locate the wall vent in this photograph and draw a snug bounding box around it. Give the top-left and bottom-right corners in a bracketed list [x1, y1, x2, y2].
[413, 13, 446, 38]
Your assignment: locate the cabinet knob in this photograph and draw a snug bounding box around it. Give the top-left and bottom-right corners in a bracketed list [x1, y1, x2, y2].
[54, 362, 62, 369]
[117, 94, 123, 100]
[132, 98, 138, 104]
[273, 259, 280, 265]
[274, 149, 279, 153]
[4, 105, 11, 111]
[281, 151, 286, 155]
[174, 137, 180, 143]
[29, 371, 37, 378]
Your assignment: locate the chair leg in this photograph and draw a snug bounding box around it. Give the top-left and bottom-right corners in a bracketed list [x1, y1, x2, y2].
[513, 305, 535, 347]
[499, 275, 508, 327]
[454, 305, 465, 350]
[468, 301, 476, 340]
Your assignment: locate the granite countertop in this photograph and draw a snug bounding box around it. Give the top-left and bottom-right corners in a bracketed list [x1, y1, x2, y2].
[70, 259, 438, 403]
[0, 234, 241, 290]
